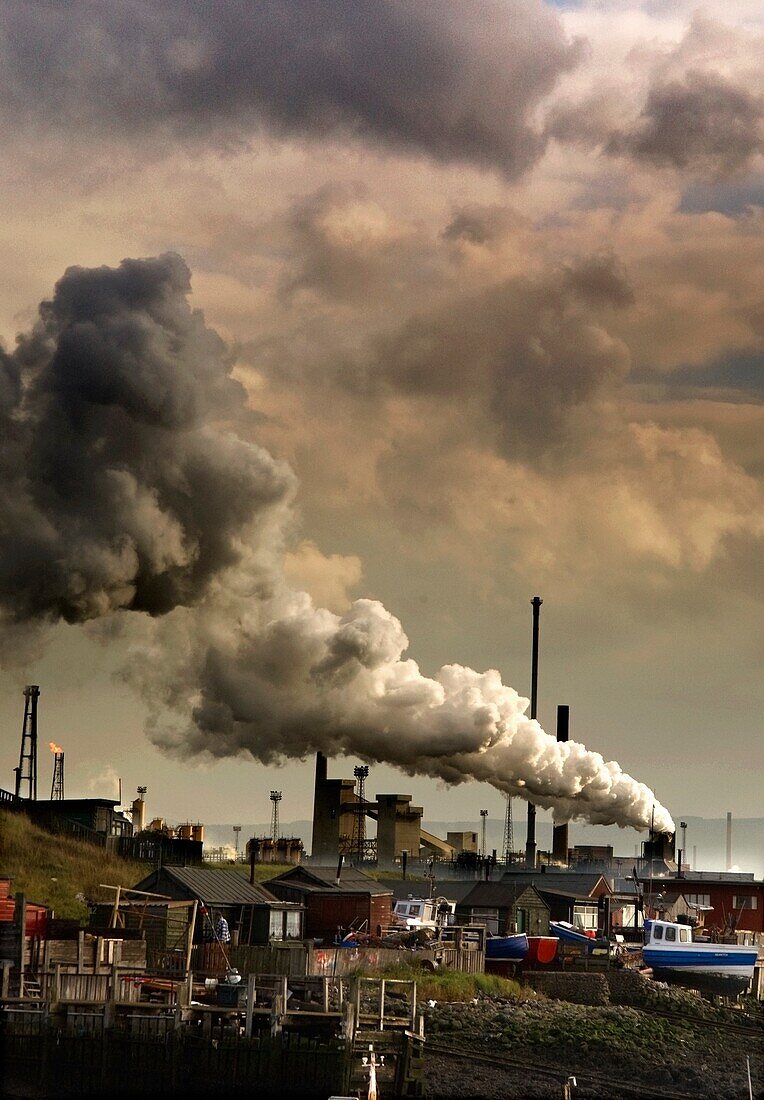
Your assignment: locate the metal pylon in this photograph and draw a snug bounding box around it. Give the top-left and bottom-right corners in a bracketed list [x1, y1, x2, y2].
[15, 685, 40, 800]
[502, 793, 514, 864]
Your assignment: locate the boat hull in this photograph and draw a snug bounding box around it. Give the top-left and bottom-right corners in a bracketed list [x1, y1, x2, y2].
[643, 946, 757, 980]
[485, 933, 529, 961]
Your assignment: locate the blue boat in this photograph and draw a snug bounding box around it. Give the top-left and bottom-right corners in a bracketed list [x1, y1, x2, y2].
[642, 919, 757, 990]
[550, 921, 605, 954]
[485, 932, 528, 961]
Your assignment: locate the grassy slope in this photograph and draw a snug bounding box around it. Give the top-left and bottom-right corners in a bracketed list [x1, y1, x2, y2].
[0, 808, 152, 922]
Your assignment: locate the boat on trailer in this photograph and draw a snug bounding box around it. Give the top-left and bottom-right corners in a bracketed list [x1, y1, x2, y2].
[642, 919, 758, 994]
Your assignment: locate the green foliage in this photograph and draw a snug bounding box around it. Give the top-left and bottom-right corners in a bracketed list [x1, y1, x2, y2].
[356, 959, 533, 1003]
[0, 809, 151, 922]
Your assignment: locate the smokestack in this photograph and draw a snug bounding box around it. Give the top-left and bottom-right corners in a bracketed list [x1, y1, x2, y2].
[316, 751, 327, 786]
[726, 811, 732, 870]
[525, 596, 542, 868]
[552, 705, 570, 864]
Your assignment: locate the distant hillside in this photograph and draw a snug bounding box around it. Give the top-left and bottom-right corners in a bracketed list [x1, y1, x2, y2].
[0, 809, 152, 922]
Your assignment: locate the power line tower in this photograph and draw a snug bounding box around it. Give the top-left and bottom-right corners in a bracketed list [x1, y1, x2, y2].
[352, 765, 369, 862]
[50, 743, 65, 800]
[479, 809, 488, 857]
[233, 824, 242, 859]
[270, 791, 282, 843]
[14, 685, 40, 801]
[502, 793, 514, 864]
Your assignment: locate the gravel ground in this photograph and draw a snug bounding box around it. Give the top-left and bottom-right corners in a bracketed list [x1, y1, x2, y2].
[422, 997, 763, 1099]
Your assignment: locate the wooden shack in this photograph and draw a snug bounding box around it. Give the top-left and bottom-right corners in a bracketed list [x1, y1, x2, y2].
[267, 866, 393, 942]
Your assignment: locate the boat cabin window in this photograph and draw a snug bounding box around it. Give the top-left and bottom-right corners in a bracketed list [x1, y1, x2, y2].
[679, 928, 689, 943]
[653, 925, 663, 939]
[664, 926, 676, 941]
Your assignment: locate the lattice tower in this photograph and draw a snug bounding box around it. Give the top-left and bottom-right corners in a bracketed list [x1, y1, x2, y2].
[352, 765, 369, 861]
[15, 685, 40, 801]
[50, 752, 65, 800]
[479, 809, 488, 857]
[270, 791, 282, 843]
[502, 793, 514, 864]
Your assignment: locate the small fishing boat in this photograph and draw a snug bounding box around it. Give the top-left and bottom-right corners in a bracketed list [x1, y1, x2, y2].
[485, 932, 529, 961]
[550, 920, 605, 953]
[642, 919, 758, 992]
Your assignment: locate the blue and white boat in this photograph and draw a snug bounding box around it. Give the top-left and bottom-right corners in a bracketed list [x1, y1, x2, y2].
[485, 932, 529, 961]
[550, 921, 605, 954]
[643, 919, 758, 990]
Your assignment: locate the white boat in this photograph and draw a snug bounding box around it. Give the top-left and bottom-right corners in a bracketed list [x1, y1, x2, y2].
[642, 919, 758, 985]
[393, 896, 455, 930]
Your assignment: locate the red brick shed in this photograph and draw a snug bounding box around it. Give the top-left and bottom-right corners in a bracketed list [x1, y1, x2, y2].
[267, 866, 393, 942]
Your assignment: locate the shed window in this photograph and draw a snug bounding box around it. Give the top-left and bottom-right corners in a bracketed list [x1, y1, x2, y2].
[686, 894, 710, 907]
[572, 905, 598, 931]
[664, 926, 676, 942]
[733, 896, 757, 910]
[285, 910, 302, 938]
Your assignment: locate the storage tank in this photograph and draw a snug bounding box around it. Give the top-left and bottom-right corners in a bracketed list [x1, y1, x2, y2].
[131, 797, 146, 832]
[149, 817, 165, 832]
[178, 823, 193, 840]
[192, 824, 205, 843]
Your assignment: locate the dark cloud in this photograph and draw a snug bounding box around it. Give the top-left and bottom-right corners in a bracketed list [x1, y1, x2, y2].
[634, 350, 764, 404]
[0, 253, 293, 625]
[679, 177, 764, 215]
[441, 204, 524, 246]
[352, 261, 632, 461]
[608, 71, 763, 175]
[3, 0, 580, 178]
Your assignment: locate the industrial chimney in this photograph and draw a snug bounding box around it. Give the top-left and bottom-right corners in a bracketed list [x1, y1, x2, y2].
[551, 705, 569, 864]
[524, 596, 542, 868]
[726, 811, 732, 871]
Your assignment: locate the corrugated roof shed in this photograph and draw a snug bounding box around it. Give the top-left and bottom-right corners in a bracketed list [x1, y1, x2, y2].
[268, 866, 393, 896]
[459, 881, 548, 909]
[132, 867, 286, 905]
[500, 871, 611, 898]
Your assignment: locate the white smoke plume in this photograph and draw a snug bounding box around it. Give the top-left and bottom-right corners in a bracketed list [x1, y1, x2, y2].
[0, 255, 674, 833]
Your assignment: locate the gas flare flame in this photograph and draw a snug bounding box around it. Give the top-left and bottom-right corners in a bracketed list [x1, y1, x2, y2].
[49, 741, 63, 754]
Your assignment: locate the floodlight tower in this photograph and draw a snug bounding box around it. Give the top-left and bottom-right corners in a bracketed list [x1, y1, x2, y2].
[233, 824, 242, 859]
[479, 809, 489, 858]
[270, 791, 282, 843]
[15, 685, 40, 801]
[353, 765, 369, 861]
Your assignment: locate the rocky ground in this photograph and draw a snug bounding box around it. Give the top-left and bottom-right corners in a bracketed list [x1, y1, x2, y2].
[422, 996, 763, 1099]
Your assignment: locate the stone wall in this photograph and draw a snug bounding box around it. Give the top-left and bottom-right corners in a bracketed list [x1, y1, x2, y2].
[524, 970, 610, 1005]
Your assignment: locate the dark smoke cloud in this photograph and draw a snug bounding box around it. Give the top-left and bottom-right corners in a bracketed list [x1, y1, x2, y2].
[608, 71, 763, 175]
[0, 253, 293, 625]
[352, 259, 632, 461]
[2, 0, 580, 178]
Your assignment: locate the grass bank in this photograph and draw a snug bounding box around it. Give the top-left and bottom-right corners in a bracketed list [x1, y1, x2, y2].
[0, 808, 151, 922]
[363, 960, 535, 1003]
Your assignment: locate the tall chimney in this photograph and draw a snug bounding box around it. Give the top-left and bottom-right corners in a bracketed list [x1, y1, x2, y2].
[726, 811, 732, 871]
[525, 596, 542, 868]
[551, 705, 569, 864]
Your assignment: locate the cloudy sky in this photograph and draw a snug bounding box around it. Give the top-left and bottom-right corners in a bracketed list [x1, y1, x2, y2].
[0, 0, 762, 846]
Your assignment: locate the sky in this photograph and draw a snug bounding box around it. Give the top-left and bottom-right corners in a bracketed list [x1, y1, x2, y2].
[0, 0, 762, 849]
